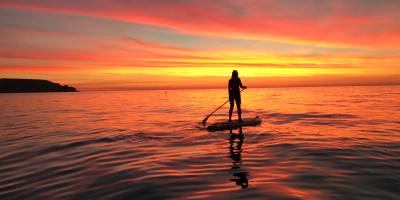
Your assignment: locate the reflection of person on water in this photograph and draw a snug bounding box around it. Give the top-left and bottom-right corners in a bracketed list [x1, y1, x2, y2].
[228, 127, 248, 188]
[229, 70, 247, 122]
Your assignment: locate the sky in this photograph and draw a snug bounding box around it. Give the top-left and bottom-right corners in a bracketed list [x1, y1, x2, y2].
[0, 0, 399, 90]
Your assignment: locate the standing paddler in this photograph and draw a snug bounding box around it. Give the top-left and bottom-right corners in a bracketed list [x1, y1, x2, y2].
[228, 70, 247, 122]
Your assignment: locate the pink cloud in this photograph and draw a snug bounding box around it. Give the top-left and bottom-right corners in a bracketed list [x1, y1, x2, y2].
[1, 0, 399, 49]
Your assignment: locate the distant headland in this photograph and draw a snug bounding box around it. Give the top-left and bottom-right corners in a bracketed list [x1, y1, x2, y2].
[0, 78, 78, 93]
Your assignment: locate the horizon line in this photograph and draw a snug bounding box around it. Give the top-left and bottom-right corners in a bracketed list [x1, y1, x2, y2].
[79, 83, 400, 92]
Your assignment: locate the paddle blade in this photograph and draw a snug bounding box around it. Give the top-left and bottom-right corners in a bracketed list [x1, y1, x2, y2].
[202, 116, 210, 125]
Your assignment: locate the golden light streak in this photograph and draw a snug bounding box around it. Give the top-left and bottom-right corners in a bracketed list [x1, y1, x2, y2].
[100, 66, 371, 77]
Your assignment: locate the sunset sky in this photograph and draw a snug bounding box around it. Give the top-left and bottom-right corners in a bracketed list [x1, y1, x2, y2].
[1, 0, 399, 90]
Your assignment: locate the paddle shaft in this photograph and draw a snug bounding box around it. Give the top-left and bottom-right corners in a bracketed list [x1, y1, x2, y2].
[202, 88, 246, 125]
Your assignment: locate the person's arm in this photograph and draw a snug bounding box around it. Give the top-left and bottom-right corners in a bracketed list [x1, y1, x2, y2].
[239, 78, 247, 89]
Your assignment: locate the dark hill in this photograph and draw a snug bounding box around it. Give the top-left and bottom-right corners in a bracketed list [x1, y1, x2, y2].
[0, 78, 78, 93]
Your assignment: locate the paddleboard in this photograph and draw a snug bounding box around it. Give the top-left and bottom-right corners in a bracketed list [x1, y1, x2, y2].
[207, 116, 262, 131]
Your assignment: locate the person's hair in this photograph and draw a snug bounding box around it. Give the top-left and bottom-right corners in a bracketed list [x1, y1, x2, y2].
[231, 70, 239, 79]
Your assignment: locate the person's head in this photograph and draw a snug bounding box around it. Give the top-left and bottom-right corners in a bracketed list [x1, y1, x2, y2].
[232, 70, 239, 79]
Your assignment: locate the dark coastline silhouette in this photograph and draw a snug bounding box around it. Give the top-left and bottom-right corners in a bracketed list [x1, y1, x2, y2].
[0, 78, 78, 93]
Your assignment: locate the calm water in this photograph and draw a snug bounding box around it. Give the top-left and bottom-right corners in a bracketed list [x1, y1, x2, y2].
[1, 86, 399, 200]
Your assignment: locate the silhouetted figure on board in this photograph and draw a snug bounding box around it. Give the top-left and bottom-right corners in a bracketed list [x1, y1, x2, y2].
[228, 70, 247, 122]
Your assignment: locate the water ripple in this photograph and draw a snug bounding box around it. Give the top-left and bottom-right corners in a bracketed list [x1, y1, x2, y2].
[1, 87, 399, 199]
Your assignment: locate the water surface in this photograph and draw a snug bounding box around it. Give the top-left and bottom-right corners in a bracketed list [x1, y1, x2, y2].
[1, 86, 399, 199]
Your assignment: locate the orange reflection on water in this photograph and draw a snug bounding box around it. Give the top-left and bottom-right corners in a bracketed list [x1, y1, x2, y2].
[1, 86, 399, 199]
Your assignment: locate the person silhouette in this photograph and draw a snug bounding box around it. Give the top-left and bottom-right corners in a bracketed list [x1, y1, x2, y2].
[228, 70, 247, 122]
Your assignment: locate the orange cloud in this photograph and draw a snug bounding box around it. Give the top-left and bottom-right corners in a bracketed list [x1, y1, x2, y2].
[1, 0, 399, 49]
[1, 1, 399, 90]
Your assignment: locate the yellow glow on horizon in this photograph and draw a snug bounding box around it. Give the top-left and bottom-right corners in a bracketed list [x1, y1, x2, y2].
[145, 52, 336, 65]
[100, 66, 369, 77]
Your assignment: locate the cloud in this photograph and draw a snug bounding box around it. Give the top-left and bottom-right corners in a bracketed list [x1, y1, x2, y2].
[1, 0, 400, 89]
[1, 0, 399, 49]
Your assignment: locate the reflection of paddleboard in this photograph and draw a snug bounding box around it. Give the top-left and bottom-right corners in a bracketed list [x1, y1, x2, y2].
[207, 116, 262, 131]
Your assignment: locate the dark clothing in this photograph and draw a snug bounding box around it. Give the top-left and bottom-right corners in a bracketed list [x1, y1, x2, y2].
[230, 95, 241, 105]
[228, 77, 245, 121]
[228, 78, 244, 105]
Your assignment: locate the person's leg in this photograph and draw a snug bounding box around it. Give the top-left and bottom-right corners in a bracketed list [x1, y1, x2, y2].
[229, 98, 234, 122]
[236, 97, 242, 121]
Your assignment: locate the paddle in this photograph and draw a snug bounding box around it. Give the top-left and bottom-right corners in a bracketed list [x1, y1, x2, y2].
[202, 88, 246, 125]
